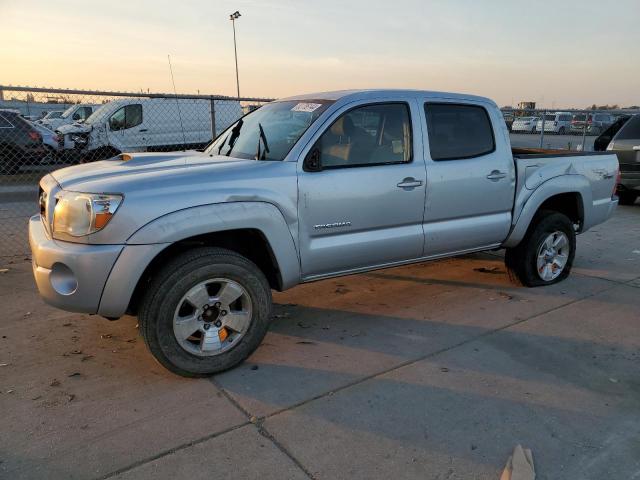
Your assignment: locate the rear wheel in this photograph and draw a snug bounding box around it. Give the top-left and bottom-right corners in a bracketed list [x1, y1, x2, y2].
[618, 191, 638, 206]
[505, 211, 576, 287]
[138, 247, 272, 377]
[558, 127, 566, 135]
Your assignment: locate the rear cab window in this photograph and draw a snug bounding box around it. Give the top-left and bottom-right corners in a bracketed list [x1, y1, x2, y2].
[615, 115, 640, 140]
[424, 103, 495, 160]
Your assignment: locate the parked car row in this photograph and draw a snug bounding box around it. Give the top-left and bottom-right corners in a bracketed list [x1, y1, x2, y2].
[504, 111, 622, 136]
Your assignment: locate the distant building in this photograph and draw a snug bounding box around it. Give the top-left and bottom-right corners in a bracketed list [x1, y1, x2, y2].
[518, 101, 536, 110]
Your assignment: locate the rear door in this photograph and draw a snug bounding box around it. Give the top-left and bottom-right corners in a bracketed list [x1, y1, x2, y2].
[420, 101, 515, 255]
[297, 99, 427, 278]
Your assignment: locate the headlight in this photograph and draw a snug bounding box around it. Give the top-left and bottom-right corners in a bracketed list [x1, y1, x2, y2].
[53, 191, 123, 238]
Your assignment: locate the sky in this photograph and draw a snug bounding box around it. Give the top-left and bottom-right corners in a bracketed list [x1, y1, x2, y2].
[1, 0, 639, 108]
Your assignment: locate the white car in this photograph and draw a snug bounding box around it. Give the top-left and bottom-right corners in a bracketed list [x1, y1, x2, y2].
[41, 104, 99, 130]
[511, 116, 539, 133]
[37, 110, 64, 125]
[536, 112, 573, 135]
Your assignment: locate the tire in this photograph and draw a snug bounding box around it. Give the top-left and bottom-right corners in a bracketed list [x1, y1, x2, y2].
[505, 210, 576, 287]
[558, 127, 566, 135]
[138, 247, 272, 377]
[618, 191, 638, 206]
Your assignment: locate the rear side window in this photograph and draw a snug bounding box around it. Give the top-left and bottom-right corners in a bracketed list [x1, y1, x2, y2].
[0, 114, 13, 128]
[616, 115, 640, 140]
[109, 104, 143, 131]
[424, 103, 495, 161]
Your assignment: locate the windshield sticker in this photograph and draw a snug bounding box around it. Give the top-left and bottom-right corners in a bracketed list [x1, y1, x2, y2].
[291, 102, 322, 113]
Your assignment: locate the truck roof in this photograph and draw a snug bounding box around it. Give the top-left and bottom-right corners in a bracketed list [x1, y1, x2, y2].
[279, 89, 495, 106]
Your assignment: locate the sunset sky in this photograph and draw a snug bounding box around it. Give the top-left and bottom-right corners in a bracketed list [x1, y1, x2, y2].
[1, 0, 639, 107]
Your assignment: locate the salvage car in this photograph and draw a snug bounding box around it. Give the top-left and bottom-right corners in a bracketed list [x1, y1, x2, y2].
[30, 89, 619, 376]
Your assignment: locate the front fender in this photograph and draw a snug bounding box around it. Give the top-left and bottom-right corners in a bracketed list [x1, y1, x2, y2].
[503, 175, 591, 248]
[126, 201, 301, 289]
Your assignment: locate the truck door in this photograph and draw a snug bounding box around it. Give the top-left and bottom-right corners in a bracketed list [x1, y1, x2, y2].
[107, 104, 145, 152]
[297, 100, 427, 279]
[420, 101, 515, 255]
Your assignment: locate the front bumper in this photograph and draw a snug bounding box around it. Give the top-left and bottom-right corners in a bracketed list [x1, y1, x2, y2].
[29, 215, 123, 314]
[29, 215, 170, 318]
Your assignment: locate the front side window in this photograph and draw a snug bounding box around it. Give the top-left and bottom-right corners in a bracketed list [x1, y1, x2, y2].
[424, 103, 495, 161]
[207, 100, 333, 161]
[313, 103, 412, 169]
[109, 104, 143, 131]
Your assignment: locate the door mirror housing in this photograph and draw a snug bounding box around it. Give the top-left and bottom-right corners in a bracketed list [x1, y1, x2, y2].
[303, 146, 322, 172]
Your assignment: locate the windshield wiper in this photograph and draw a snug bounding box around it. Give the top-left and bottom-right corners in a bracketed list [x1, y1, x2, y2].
[255, 123, 270, 160]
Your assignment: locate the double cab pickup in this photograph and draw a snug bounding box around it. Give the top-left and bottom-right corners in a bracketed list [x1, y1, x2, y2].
[30, 89, 619, 376]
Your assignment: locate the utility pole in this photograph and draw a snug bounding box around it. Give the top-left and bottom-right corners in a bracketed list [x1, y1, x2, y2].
[230, 11, 241, 98]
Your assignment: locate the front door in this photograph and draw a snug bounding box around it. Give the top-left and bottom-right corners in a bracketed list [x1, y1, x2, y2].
[420, 101, 515, 256]
[107, 104, 145, 152]
[297, 101, 426, 279]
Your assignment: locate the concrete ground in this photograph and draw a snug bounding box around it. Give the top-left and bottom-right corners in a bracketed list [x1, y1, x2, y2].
[1, 205, 639, 480]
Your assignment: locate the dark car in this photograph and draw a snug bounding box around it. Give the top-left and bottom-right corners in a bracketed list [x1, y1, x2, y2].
[0, 110, 45, 174]
[606, 114, 640, 205]
[593, 115, 631, 152]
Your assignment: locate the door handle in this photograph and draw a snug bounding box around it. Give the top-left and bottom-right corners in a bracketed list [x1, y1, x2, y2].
[397, 177, 423, 189]
[486, 170, 507, 181]
[139, 128, 148, 133]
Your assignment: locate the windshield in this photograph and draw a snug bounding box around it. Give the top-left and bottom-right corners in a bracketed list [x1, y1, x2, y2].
[84, 103, 111, 125]
[60, 105, 78, 119]
[544, 114, 555, 121]
[206, 100, 334, 161]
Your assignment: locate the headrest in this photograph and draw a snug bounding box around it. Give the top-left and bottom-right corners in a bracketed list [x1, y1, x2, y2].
[330, 115, 354, 136]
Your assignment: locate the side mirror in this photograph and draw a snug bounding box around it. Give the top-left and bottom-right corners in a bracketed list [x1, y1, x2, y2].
[303, 146, 322, 172]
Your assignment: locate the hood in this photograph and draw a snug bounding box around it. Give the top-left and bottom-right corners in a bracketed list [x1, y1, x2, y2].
[57, 123, 91, 135]
[50, 151, 256, 191]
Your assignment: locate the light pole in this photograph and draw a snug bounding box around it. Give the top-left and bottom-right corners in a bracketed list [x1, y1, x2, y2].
[229, 11, 241, 98]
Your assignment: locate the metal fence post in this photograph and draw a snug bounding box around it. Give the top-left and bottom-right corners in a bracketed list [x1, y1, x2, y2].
[210, 98, 217, 140]
[581, 110, 588, 151]
[539, 111, 546, 149]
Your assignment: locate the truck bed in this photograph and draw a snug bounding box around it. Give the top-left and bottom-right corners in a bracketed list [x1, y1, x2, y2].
[512, 147, 613, 158]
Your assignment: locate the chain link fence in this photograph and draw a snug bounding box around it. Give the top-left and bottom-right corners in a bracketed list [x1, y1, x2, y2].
[502, 107, 640, 152]
[0, 85, 273, 257]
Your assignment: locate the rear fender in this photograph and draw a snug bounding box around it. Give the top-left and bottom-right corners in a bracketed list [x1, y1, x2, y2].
[503, 175, 591, 248]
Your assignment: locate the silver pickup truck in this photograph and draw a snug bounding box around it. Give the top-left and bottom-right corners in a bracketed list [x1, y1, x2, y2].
[29, 89, 619, 377]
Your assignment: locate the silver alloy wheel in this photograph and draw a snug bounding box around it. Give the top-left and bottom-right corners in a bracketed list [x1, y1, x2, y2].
[536, 231, 570, 282]
[173, 278, 252, 357]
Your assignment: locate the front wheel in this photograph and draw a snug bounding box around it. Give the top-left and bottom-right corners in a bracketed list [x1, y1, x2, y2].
[138, 247, 272, 377]
[505, 211, 576, 287]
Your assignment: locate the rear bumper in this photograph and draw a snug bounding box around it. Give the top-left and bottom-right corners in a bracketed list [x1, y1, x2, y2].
[618, 173, 640, 192]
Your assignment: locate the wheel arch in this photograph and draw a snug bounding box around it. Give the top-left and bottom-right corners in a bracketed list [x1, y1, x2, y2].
[98, 202, 301, 318]
[504, 176, 590, 248]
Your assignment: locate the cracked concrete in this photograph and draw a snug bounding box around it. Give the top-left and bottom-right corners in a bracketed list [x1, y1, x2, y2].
[1, 205, 639, 479]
